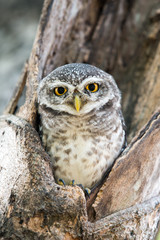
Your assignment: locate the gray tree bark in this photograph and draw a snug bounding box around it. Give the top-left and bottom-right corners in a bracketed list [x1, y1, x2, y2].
[1, 0, 160, 239]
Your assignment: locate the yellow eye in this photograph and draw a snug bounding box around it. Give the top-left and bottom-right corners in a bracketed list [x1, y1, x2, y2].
[86, 83, 99, 93]
[54, 87, 67, 96]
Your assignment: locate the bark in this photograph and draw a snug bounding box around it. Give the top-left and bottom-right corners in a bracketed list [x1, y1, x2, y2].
[1, 0, 160, 239]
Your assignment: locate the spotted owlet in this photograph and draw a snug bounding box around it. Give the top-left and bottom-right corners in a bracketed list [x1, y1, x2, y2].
[38, 63, 125, 189]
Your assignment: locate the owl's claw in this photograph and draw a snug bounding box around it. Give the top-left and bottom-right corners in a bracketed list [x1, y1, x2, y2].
[84, 187, 91, 196]
[70, 179, 76, 186]
[77, 184, 91, 197]
[57, 179, 91, 196]
[69, 180, 91, 196]
[58, 178, 66, 186]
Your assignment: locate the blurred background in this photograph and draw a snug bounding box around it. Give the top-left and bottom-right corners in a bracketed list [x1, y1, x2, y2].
[0, 0, 43, 114]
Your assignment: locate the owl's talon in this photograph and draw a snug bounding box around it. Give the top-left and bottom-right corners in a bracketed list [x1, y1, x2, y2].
[70, 180, 76, 186]
[58, 178, 66, 186]
[84, 187, 91, 197]
[76, 184, 91, 196]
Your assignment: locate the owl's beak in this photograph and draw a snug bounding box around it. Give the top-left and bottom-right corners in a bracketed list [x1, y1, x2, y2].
[74, 95, 81, 112]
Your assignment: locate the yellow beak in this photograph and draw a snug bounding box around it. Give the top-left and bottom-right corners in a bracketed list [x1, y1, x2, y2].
[74, 95, 81, 112]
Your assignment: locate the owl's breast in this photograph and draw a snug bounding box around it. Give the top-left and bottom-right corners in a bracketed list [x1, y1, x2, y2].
[42, 116, 125, 188]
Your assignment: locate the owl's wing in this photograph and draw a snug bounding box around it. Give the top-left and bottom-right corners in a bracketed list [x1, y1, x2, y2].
[118, 109, 127, 151]
[90, 109, 127, 193]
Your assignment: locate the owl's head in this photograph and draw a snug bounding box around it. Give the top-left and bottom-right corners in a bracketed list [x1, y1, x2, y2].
[38, 63, 121, 116]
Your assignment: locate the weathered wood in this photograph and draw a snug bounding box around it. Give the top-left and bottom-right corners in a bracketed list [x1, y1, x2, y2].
[3, 62, 28, 115]
[0, 115, 87, 239]
[84, 195, 160, 240]
[91, 109, 160, 220]
[126, 40, 160, 141]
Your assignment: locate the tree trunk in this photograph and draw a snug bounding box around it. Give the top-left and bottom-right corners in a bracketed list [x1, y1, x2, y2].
[1, 0, 160, 239]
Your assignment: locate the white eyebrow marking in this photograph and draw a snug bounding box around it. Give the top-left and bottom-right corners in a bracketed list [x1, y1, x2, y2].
[80, 77, 104, 86]
[47, 81, 75, 91]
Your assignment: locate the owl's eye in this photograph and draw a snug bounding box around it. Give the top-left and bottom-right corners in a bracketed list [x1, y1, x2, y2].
[85, 83, 99, 93]
[54, 87, 67, 96]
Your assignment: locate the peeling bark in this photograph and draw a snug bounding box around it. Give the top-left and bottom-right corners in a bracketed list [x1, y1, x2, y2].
[0, 115, 87, 239]
[1, 0, 160, 239]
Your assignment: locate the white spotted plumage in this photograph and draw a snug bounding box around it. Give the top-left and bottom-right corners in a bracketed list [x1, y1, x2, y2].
[38, 63, 125, 188]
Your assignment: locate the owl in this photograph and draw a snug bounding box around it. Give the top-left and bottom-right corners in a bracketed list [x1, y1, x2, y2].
[38, 63, 125, 190]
